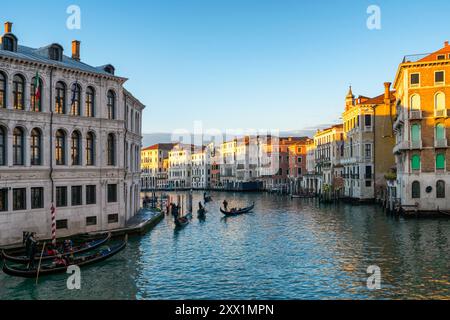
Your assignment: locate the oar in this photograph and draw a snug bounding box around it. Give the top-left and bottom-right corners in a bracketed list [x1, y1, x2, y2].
[35, 241, 47, 285]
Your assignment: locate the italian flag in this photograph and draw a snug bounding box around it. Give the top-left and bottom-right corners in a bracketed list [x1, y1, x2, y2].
[34, 71, 40, 109]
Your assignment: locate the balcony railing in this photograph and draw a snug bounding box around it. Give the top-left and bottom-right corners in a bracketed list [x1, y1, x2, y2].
[410, 110, 422, 120]
[435, 139, 448, 148]
[435, 109, 448, 118]
[410, 140, 423, 149]
[393, 141, 409, 154]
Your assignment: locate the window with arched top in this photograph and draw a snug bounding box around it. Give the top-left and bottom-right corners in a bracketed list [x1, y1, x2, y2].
[436, 123, 445, 141]
[436, 153, 445, 170]
[86, 132, 95, 166]
[437, 180, 446, 199]
[55, 130, 66, 165]
[30, 128, 42, 166]
[411, 124, 421, 142]
[2, 35, 16, 52]
[30, 76, 43, 112]
[435, 92, 446, 111]
[13, 75, 25, 110]
[411, 154, 421, 171]
[70, 83, 81, 116]
[71, 131, 81, 165]
[107, 90, 116, 120]
[0, 126, 6, 166]
[410, 94, 421, 111]
[0, 72, 6, 109]
[107, 134, 116, 166]
[86, 87, 95, 117]
[412, 181, 421, 199]
[13, 127, 24, 165]
[55, 81, 66, 114]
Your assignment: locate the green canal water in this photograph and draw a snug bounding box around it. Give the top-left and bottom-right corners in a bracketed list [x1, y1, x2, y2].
[1, 191, 449, 300]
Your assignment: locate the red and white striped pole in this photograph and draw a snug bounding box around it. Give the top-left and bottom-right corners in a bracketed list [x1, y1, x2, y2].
[51, 204, 56, 245]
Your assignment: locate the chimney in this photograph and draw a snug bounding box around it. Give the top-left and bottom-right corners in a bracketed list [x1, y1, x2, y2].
[445, 41, 449, 47]
[72, 40, 80, 61]
[384, 82, 391, 103]
[4, 21, 12, 33]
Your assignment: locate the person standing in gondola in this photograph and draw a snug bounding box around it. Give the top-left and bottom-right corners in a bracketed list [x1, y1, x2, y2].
[27, 232, 38, 270]
[223, 200, 228, 211]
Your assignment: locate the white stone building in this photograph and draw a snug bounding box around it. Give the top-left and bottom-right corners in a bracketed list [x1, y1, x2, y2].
[0, 22, 144, 246]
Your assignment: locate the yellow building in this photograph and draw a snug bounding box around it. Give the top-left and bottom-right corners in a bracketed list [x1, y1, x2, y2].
[141, 143, 175, 190]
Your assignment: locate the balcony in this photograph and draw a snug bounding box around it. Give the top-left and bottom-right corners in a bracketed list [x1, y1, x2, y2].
[410, 110, 422, 120]
[435, 139, 448, 148]
[435, 109, 448, 118]
[393, 141, 409, 154]
[410, 140, 423, 149]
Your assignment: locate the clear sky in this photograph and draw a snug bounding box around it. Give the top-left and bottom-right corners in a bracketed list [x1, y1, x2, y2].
[2, 0, 450, 134]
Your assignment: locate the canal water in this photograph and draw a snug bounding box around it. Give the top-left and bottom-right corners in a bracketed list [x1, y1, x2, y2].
[1, 191, 449, 300]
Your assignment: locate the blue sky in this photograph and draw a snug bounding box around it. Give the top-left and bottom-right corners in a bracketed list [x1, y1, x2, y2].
[2, 0, 450, 133]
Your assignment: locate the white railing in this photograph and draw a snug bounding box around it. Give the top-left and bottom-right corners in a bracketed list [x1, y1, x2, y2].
[410, 140, 423, 149]
[410, 110, 422, 119]
[435, 109, 448, 118]
[435, 139, 448, 148]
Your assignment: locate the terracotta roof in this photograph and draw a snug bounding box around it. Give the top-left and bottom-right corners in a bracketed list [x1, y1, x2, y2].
[361, 91, 396, 105]
[142, 143, 176, 151]
[418, 42, 450, 62]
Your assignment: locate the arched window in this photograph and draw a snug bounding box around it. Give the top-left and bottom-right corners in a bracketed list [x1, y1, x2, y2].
[70, 83, 81, 116]
[411, 124, 421, 142]
[86, 86, 95, 117]
[412, 181, 421, 199]
[30, 76, 42, 112]
[436, 123, 446, 143]
[86, 132, 95, 166]
[435, 92, 446, 111]
[55, 81, 66, 114]
[71, 131, 81, 165]
[13, 75, 25, 110]
[13, 127, 24, 165]
[0, 72, 6, 108]
[55, 130, 66, 165]
[107, 133, 116, 166]
[107, 90, 116, 120]
[410, 94, 421, 110]
[30, 128, 42, 166]
[437, 180, 446, 199]
[436, 153, 445, 170]
[411, 155, 421, 171]
[0, 126, 6, 166]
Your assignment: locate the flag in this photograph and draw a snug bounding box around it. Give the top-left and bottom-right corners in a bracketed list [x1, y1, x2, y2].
[34, 72, 40, 110]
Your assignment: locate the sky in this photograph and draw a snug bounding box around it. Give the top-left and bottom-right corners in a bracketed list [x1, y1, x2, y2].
[2, 0, 450, 134]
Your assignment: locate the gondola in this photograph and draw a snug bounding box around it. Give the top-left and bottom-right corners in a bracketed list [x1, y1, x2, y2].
[2, 233, 111, 265]
[2, 239, 127, 278]
[204, 195, 212, 203]
[220, 203, 255, 216]
[174, 216, 189, 228]
[197, 208, 207, 216]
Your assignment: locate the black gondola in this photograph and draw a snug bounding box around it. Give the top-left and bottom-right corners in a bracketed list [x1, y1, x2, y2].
[1, 233, 111, 265]
[220, 203, 255, 216]
[204, 195, 212, 203]
[174, 216, 189, 228]
[2, 239, 127, 278]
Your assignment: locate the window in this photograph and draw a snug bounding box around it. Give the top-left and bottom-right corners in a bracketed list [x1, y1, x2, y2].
[364, 115, 372, 127]
[411, 155, 421, 171]
[56, 130, 66, 165]
[410, 94, 421, 111]
[297, 168, 302, 175]
[55, 82, 66, 114]
[0, 72, 6, 108]
[107, 184, 118, 203]
[86, 216, 97, 226]
[365, 144, 372, 158]
[86, 86, 95, 117]
[86, 132, 95, 166]
[30, 76, 42, 112]
[3, 36, 14, 52]
[71, 186, 82, 206]
[0, 126, 6, 166]
[49, 46, 62, 61]
[437, 180, 446, 198]
[71, 131, 81, 165]
[435, 71, 445, 84]
[13, 188, 26, 211]
[0, 189, 7, 212]
[412, 181, 421, 199]
[437, 55, 445, 60]
[411, 124, 421, 142]
[86, 185, 96, 205]
[436, 153, 445, 170]
[108, 214, 119, 224]
[435, 92, 446, 114]
[56, 219, 68, 230]
[56, 186, 67, 207]
[436, 123, 446, 141]
[410, 73, 420, 86]
[13, 75, 24, 110]
[31, 187, 44, 209]
[297, 157, 302, 163]
[365, 166, 372, 179]
[70, 83, 81, 116]
[13, 127, 24, 166]
[107, 134, 116, 166]
[30, 129, 41, 166]
[107, 90, 116, 120]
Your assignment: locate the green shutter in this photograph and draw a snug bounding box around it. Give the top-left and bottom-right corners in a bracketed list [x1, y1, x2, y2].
[411, 124, 421, 142]
[411, 155, 421, 170]
[436, 124, 445, 140]
[436, 154, 445, 169]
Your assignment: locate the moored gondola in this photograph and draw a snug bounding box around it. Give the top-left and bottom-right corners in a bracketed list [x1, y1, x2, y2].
[2, 239, 127, 278]
[220, 203, 255, 216]
[174, 216, 189, 228]
[1, 233, 111, 265]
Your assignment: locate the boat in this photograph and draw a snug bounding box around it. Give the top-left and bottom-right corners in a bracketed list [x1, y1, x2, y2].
[204, 195, 213, 203]
[174, 216, 189, 228]
[197, 208, 207, 216]
[2, 233, 111, 265]
[2, 239, 127, 278]
[220, 203, 255, 216]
